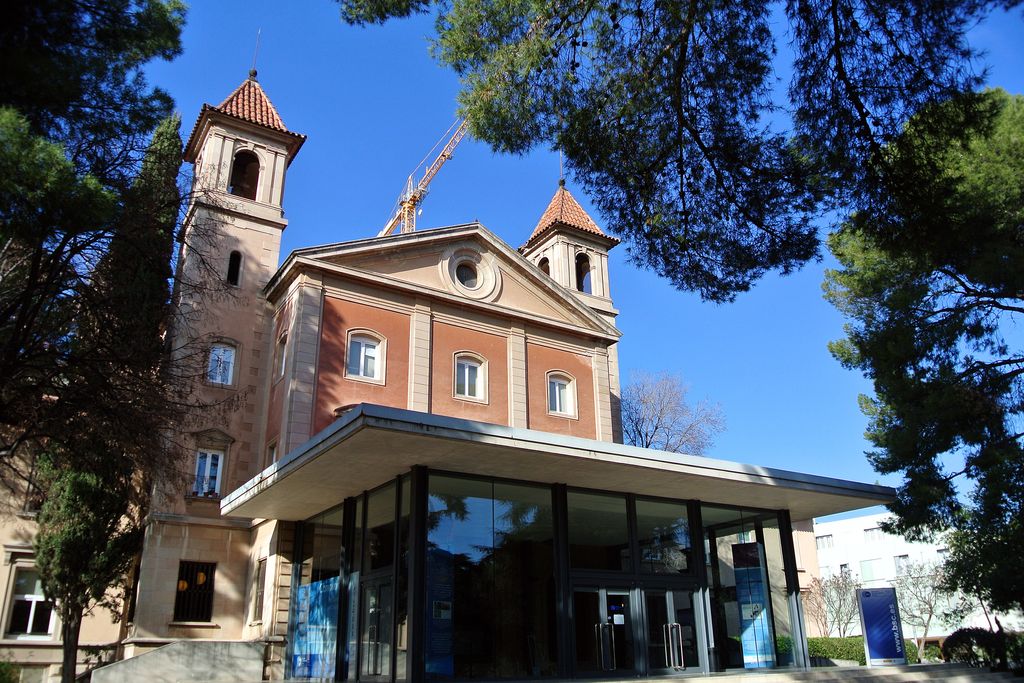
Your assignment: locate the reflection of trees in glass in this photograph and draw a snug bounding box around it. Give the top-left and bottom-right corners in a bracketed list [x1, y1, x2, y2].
[640, 520, 691, 573]
[426, 479, 557, 678]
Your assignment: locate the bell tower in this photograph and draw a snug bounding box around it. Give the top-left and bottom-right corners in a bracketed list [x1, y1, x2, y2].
[521, 181, 623, 441]
[520, 180, 619, 317]
[128, 73, 305, 644]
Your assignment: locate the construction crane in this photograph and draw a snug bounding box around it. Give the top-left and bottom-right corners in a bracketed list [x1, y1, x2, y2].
[378, 118, 470, 237]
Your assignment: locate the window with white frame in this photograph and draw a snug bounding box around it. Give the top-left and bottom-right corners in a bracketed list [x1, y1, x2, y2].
[207, 343, 236, 385]
[346, 332, 383, 381]
[192, 449, 224, 497]
[894, 554, 911, 573]
[547, 372, 575, 416]
[274, 333, 288, 379]
[815, 534, 834, 550]
[6, 568, 55, 639]
[860, 557, 883, 581]
[454, 354, 485, 401]
[864, 527, 885, 543]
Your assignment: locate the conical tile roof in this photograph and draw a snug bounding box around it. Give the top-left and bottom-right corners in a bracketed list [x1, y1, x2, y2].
[213, 72, 291, 133]
[184, 71, 305, 164]
[522, 182, 617, 251]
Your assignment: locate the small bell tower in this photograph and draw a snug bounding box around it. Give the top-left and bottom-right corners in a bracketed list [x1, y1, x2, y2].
[520, 180, 619, 317]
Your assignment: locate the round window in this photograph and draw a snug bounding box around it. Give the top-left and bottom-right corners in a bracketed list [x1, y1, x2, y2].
[456, 262, 479, 288]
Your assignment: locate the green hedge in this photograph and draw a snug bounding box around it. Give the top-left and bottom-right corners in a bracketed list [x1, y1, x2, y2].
[0, 662, 19, 683]
[942, 627, 1024, 671]
[808, 636, 919, 666]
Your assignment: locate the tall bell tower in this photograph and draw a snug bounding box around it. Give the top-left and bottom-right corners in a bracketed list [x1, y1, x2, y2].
[129, 72, 305, 653]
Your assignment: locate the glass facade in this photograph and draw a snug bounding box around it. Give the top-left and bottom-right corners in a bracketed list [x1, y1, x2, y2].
[425, 475, 557, 679]
[287, 472, 803, 682]
[702, 505, 797, 671]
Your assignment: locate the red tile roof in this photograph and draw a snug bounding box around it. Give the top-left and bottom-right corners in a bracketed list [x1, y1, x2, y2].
[522, 183, 618, 250]
[214, 74, 290, 133]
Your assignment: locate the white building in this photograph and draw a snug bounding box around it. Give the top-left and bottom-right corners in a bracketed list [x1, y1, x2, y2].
[813, 509, 1023, 640]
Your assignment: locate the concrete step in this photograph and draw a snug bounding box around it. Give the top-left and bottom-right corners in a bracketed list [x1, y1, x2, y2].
[701, 663, 1015, 682]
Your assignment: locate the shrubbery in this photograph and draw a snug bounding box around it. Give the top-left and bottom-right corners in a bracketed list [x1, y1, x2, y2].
[0, 662, 19, 683]
[808, 636, 918, 666]
[942, 627, 1024, 671]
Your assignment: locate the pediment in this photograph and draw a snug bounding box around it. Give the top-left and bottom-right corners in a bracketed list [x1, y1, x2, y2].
[292, 225, 618, 338]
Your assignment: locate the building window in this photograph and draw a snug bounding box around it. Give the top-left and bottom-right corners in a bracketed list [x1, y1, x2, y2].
[860, 558, 882, 582]
[267, 442, 277, 465]
[547, 371, 576, 417]
[6, 568, 54, 639]
[815, 534, 834, 550]
[454, 354, 485, 401]
[174, 561, 216, 622]
[192, 449, 223, 497]
[251, 557, 267, 622]
[455, 261, 479, 289]
[575, 253, 592, 294]
[936, 548, 948, 560]
[538, 257, 550, 276]
[207, 343, 236, 385]
[894, 554, 910, 573]
[864, 527, 884, 543]
[346, 332, 384, 382]
[228, 150, 260, 200]
[274, 333, 288, 380]
[839, 563, 849, 574]
[226, 250, 242, 286]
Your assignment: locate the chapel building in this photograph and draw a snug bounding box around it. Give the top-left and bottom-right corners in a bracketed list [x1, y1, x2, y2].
[1, 75, 888, 683]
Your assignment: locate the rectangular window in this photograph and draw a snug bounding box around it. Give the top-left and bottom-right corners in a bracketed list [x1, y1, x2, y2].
[174, 561, 216, 622]
[815, 534, 834, 550]
[894, 554, 910, 573]
[6, 568, 54, 638]
[207, 344, 235, 385]
[251, 558, 267, 622]
[192, 449, 223, 497]
[274, 334, 288, 379]
[864, 527, 884, 543]
[455, 357, 482, 399]
[548, 375, 573, 415]
[860, 558, 882, 582]
[347, 336, 379, 379]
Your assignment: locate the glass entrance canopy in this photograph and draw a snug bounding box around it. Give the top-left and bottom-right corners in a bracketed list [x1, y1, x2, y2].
[223, 405, 893, 681]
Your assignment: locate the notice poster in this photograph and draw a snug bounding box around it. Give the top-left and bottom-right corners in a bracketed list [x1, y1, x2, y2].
[425, 548, 455, 677]
[858, 588, 907, 666]
[732, 542, 775, 669]
[290, 577, 340, 679]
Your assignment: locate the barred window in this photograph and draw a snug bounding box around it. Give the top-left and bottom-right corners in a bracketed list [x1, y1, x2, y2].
[174, 561, 216, 622]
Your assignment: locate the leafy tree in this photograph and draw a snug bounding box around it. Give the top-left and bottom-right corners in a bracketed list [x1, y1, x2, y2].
[0, 0, 185, 471]
[824, 89, 1024, 612]
[804, 571, 861, 638]
[34, 455, 142, 683]
[27, 112, 186, 683]
[620, 371, 723, 454]
[334, 0, 1011, 301]
[0, 0, 185, 187]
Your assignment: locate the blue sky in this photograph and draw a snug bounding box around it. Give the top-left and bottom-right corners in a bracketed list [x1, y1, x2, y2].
[147, 2, 1024, 489]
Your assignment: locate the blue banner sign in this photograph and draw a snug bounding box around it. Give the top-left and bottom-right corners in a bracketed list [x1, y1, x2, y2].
[857, 587, 906, 666]
[732, 542, 775, 669]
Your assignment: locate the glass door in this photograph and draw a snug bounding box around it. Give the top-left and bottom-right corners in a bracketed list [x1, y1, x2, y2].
[643, 588, 700, 675]
[360, 579, 393, 681]
[572, 587, 637, 676]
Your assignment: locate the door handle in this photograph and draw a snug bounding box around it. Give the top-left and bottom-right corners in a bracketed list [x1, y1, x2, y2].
[667, 622, 685, 669]
[595, 623, 616, 671]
